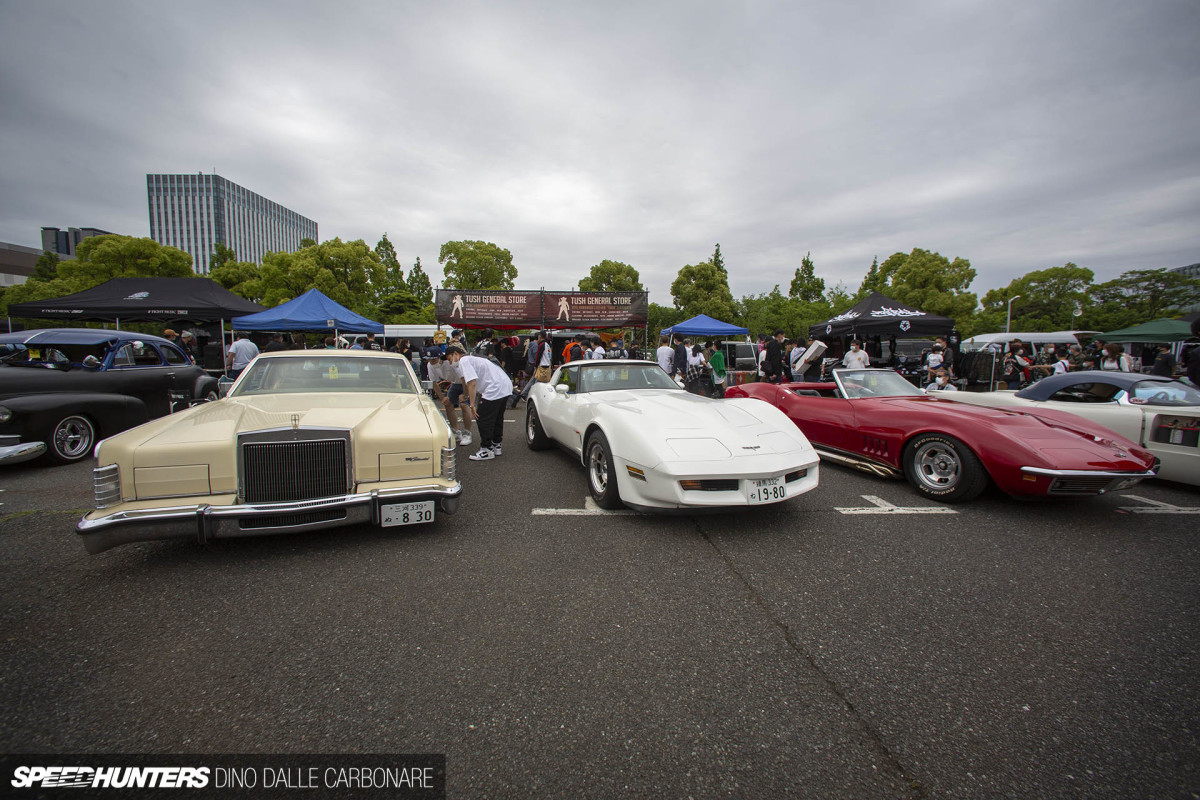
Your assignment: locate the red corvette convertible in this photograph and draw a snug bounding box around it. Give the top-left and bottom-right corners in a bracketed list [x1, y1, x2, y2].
[725, 369, 1157, 503]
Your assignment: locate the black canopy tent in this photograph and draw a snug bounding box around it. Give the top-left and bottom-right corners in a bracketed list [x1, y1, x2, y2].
[6, 277, 265, 325]
[809, 291, 955, 339]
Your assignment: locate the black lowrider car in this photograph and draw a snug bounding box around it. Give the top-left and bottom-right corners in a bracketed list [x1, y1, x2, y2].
[0, 329, 219, 465]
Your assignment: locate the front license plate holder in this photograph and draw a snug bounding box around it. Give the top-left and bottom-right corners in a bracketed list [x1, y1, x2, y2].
[380, 501, 435, 527]
[746, 476, 786, 503]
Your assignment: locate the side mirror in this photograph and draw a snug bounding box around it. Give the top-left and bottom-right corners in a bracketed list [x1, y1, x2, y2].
[555, 383, 569, 395]
[82, 355, 102, 369]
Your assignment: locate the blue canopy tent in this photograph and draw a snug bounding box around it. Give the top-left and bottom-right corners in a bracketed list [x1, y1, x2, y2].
[660, 314, 749, 337]
[231, 289, 384, 336]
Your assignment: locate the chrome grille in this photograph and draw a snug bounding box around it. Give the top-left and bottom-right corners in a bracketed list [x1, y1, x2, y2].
[241, 434, 350, 503]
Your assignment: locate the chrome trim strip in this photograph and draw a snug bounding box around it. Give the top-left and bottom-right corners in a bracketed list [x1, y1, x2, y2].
[1020, 467, 1157, 478]
[0, 441, 47, 465]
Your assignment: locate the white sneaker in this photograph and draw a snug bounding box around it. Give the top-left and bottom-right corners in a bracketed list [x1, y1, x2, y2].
[468, 447, 495, 461]
[458, 430, 473, 447]
[491, 443, 502, 456]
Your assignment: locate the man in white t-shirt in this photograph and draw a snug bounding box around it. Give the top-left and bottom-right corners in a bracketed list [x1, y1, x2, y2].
[591, 338, 606, 360]
[656, 336, 674, 375]
[446, 342, 513, 461]
[226, 332, 259, 379]
[842, 340, 871, 369]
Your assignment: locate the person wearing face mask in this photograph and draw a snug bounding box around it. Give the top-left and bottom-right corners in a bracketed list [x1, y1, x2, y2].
[1002, 342, 1032, 388]
[842, 339, 870, 369]
[925, 369, 957, 391]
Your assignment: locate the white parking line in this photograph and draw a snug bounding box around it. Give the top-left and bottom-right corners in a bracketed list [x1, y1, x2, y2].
[1116, 495, 1200, 514]
[532, 497, 640, 516]
[835, 495, 958, 515]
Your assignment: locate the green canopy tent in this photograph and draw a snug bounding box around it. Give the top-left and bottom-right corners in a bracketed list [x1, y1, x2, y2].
[1098, 318, 1195, 344]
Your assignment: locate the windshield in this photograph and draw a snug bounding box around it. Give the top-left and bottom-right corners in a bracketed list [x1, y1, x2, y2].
[1127, 381, 1200, 407]
[231, 356, 419, 396]
[577, 363, 682, 393]
[833, 369, 924, 398]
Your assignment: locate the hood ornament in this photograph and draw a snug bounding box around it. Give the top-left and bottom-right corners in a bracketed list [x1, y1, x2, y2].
[291, 413, 301, 430]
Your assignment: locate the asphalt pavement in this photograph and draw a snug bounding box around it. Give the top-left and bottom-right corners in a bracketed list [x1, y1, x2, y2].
[1, 406, 1197, 799]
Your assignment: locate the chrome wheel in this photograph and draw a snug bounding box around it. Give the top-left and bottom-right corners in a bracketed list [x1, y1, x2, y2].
[51, 415, 95, 463]
[588, 441, 609, 495]
[585, 431, 622, 509]
[912, 439, 961, 492]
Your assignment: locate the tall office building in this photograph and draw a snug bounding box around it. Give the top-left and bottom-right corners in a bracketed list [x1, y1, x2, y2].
[147, 173, 318, 275]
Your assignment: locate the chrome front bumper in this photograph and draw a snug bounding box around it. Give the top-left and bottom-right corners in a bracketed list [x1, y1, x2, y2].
[76, 483, 463, 554]
[1020, 466, 1157, 495]
[0, 437, 46, 465]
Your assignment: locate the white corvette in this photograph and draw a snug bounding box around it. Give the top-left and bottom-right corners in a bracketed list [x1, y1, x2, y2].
[525, 360, 820, 510]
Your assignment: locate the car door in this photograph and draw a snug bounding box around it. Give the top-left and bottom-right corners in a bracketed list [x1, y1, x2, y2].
[539, 365, 580, 446]
[107, 342, 176, 418]
[777, 388, 857, 453]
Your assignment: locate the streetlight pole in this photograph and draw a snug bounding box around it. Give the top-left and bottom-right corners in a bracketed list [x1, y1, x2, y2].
[1006, 295, 1021, 334]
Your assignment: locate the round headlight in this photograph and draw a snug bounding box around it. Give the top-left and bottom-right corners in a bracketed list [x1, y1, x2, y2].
[0, 406, 12, 424]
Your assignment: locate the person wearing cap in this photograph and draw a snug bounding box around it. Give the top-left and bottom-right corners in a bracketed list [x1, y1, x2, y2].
[445, 342, 512, 461]
[427, 347, 473, 446]
[162, 329, 179, 344]
[178, 330, 199, 361]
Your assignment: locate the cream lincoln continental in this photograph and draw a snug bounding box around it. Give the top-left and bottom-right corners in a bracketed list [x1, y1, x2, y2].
[77, 350, 461, 554]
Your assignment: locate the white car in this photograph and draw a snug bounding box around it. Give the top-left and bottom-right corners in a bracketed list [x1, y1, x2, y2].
[524, 360, 820, 510]
[943, 370, 1199, 486]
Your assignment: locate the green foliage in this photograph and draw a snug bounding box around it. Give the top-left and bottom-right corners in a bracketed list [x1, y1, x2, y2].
[252, 238, 383, 314]
[1085, 268, 1200, 332]
[209, 260, 263, 301]
[375, 233, 407, 295]
[209, 243, 238, 272]
[32, 251, 60, 282]
[578, 260, 644, 292]
[877, 248, 978, 323]
[712, 243, 726, 275]
[377, 291, 434, 324]
[979, 263, 1094, 333]
[439, 240, 517, 290]
[648, 303, 685, 336]
[407, 257, 433, 306]
[855, 256, 886, 300]
[3, 235, 195, 320]
[788, 252, 825, 303]
[824, 282, 854, 315]
[300, 237, 317, 249]
[670, 260, 736, 320]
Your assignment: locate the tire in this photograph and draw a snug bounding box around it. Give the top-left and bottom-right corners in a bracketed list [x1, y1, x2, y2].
[48, 414, 96, 464]
[902, 433, 988, 503]
[203, 389, 219, 403]
[526, 404, 552, 450]
[585, 431, 623, 510]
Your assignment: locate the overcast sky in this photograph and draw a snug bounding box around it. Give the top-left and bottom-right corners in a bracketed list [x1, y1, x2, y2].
[2, 0, 1197, 304]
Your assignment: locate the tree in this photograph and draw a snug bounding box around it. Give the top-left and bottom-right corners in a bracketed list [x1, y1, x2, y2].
[377, 290, 434, 324]
[210, 260, 263, 301]
[578, 260, 644, 292]
[2, 235, 195, 320]
[788, 252, 825, 303]
[375, 233, 407, 295]
[648, 303, 686, 337]
[670, 260, 736, 320]
[31, 251, 60, 282]
[878, 248, 977, 323]
[978, 263, 1094, 333]
[407, 257, 433, 306]
[209, 243, 239, 273]
[1086, 268, 1200, 331]
[439, 240, 517, 290]
[712, 243, 726, 275]
[855, 256, 887, 300]
[253, 238, 384, 313]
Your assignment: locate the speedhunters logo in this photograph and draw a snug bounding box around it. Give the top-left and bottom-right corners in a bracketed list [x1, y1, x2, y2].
[3, 755, 446, 798]
[12, 766, 209, 789]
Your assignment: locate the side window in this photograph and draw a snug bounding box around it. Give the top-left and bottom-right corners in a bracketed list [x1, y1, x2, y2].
[558, 366, 579, 393]
[162, 344, 188, 366]
[1047, 383, 1119, 403]
[111, 344, 136, 367]
[112, 343, 164, 368]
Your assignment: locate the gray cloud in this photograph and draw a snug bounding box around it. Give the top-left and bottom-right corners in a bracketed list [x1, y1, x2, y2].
[2, 0, 1197, 305]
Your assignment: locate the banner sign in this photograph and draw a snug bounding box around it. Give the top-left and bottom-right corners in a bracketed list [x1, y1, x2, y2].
[542, 292, 648, 327]
[435, 290, 543, 327]
[435, 290, 648, 328]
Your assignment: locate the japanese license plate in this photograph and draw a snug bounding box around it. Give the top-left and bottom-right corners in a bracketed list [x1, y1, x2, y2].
[380, 501, 435, 527]
[746, 476, 787, 503]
